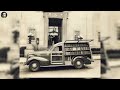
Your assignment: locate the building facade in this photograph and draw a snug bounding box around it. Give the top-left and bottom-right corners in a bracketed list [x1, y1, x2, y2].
[20, 11, 101, 51]
[0, 11, 120, 52]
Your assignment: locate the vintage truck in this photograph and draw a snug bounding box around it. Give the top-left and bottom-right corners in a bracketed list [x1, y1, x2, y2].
[25, 40, 94, 72]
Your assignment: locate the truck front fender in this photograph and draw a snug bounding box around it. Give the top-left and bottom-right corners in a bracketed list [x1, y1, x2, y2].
[25, 56, 49, 66]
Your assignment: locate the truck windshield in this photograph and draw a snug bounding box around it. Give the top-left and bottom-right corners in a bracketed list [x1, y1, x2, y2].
[48, 45, 62, 51]
[48, 42, 63, 51]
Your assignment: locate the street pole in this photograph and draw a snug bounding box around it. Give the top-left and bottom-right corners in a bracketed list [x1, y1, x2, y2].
[36, 38, 39, 51]
[99, 32, 110, 74]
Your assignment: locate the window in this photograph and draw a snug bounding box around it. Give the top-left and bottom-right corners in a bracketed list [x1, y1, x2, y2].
[28, 28, 36, 40]
[53, 46, 62, 51]
[117, 26, 120, 40]
[74, 31, 80, 40]
[49, 26, 58, 37]
[29, 28, 36, 36]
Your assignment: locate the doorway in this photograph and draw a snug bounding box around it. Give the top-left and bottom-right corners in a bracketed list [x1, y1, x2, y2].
[48, 18, 63, 47]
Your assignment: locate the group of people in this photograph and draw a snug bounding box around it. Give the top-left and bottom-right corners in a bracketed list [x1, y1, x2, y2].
[48, 35, 59, 47]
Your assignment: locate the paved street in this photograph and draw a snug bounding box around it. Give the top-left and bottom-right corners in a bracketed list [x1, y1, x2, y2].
[19, 57, 100, 78]
[0, 73, 13, 79]
[102, 67, 120, 79]
[101, 59, 120, 79]
[0, 63, 13, 79]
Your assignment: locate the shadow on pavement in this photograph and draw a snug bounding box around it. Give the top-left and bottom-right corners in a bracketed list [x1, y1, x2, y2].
[25, 65, 93, 72]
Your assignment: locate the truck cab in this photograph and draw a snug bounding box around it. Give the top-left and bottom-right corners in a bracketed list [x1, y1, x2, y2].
[25, 40, 94, 72]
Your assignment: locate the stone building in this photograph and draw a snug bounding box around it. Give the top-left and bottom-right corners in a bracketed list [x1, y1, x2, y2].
[0, 11, 120, 57]
[20, 11, 100, 52]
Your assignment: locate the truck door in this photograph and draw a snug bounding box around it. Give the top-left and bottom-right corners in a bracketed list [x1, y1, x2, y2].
[51, 45, 63, 64]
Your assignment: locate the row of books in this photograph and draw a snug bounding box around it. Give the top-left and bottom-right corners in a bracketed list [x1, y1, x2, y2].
[65, 51, 91, 55]
[64, 43, 89, 47]
[64, 47, 90, 51]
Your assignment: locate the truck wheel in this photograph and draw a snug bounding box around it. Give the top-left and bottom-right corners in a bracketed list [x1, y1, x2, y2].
[73, 58, 84, 69]
[29, 60, 40, 72]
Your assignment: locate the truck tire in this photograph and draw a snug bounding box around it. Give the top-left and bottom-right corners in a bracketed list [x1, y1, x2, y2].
[73, 58, 84, 69]
[29, 60, 40, 72]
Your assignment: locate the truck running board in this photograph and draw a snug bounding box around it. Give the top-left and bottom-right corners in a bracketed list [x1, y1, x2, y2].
[51, 62, 63, 65]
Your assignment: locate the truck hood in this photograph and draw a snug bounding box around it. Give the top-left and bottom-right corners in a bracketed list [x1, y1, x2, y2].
[28, 51, 50, 57]
[28, 51, 50, 61]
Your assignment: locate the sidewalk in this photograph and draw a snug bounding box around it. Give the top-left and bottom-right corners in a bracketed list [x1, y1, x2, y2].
[0, 63, 13, 79]
[92, 54, 100, 60]
[0, 63, 11, 72]
[108, 59, 120, 67]
[0, 73, 13, 79]
[20, 57, 26, 64]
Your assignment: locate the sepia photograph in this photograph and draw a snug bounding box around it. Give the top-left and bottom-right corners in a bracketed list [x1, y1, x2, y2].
[0, 11, 120, 79]
[19, 11, 100, 78]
